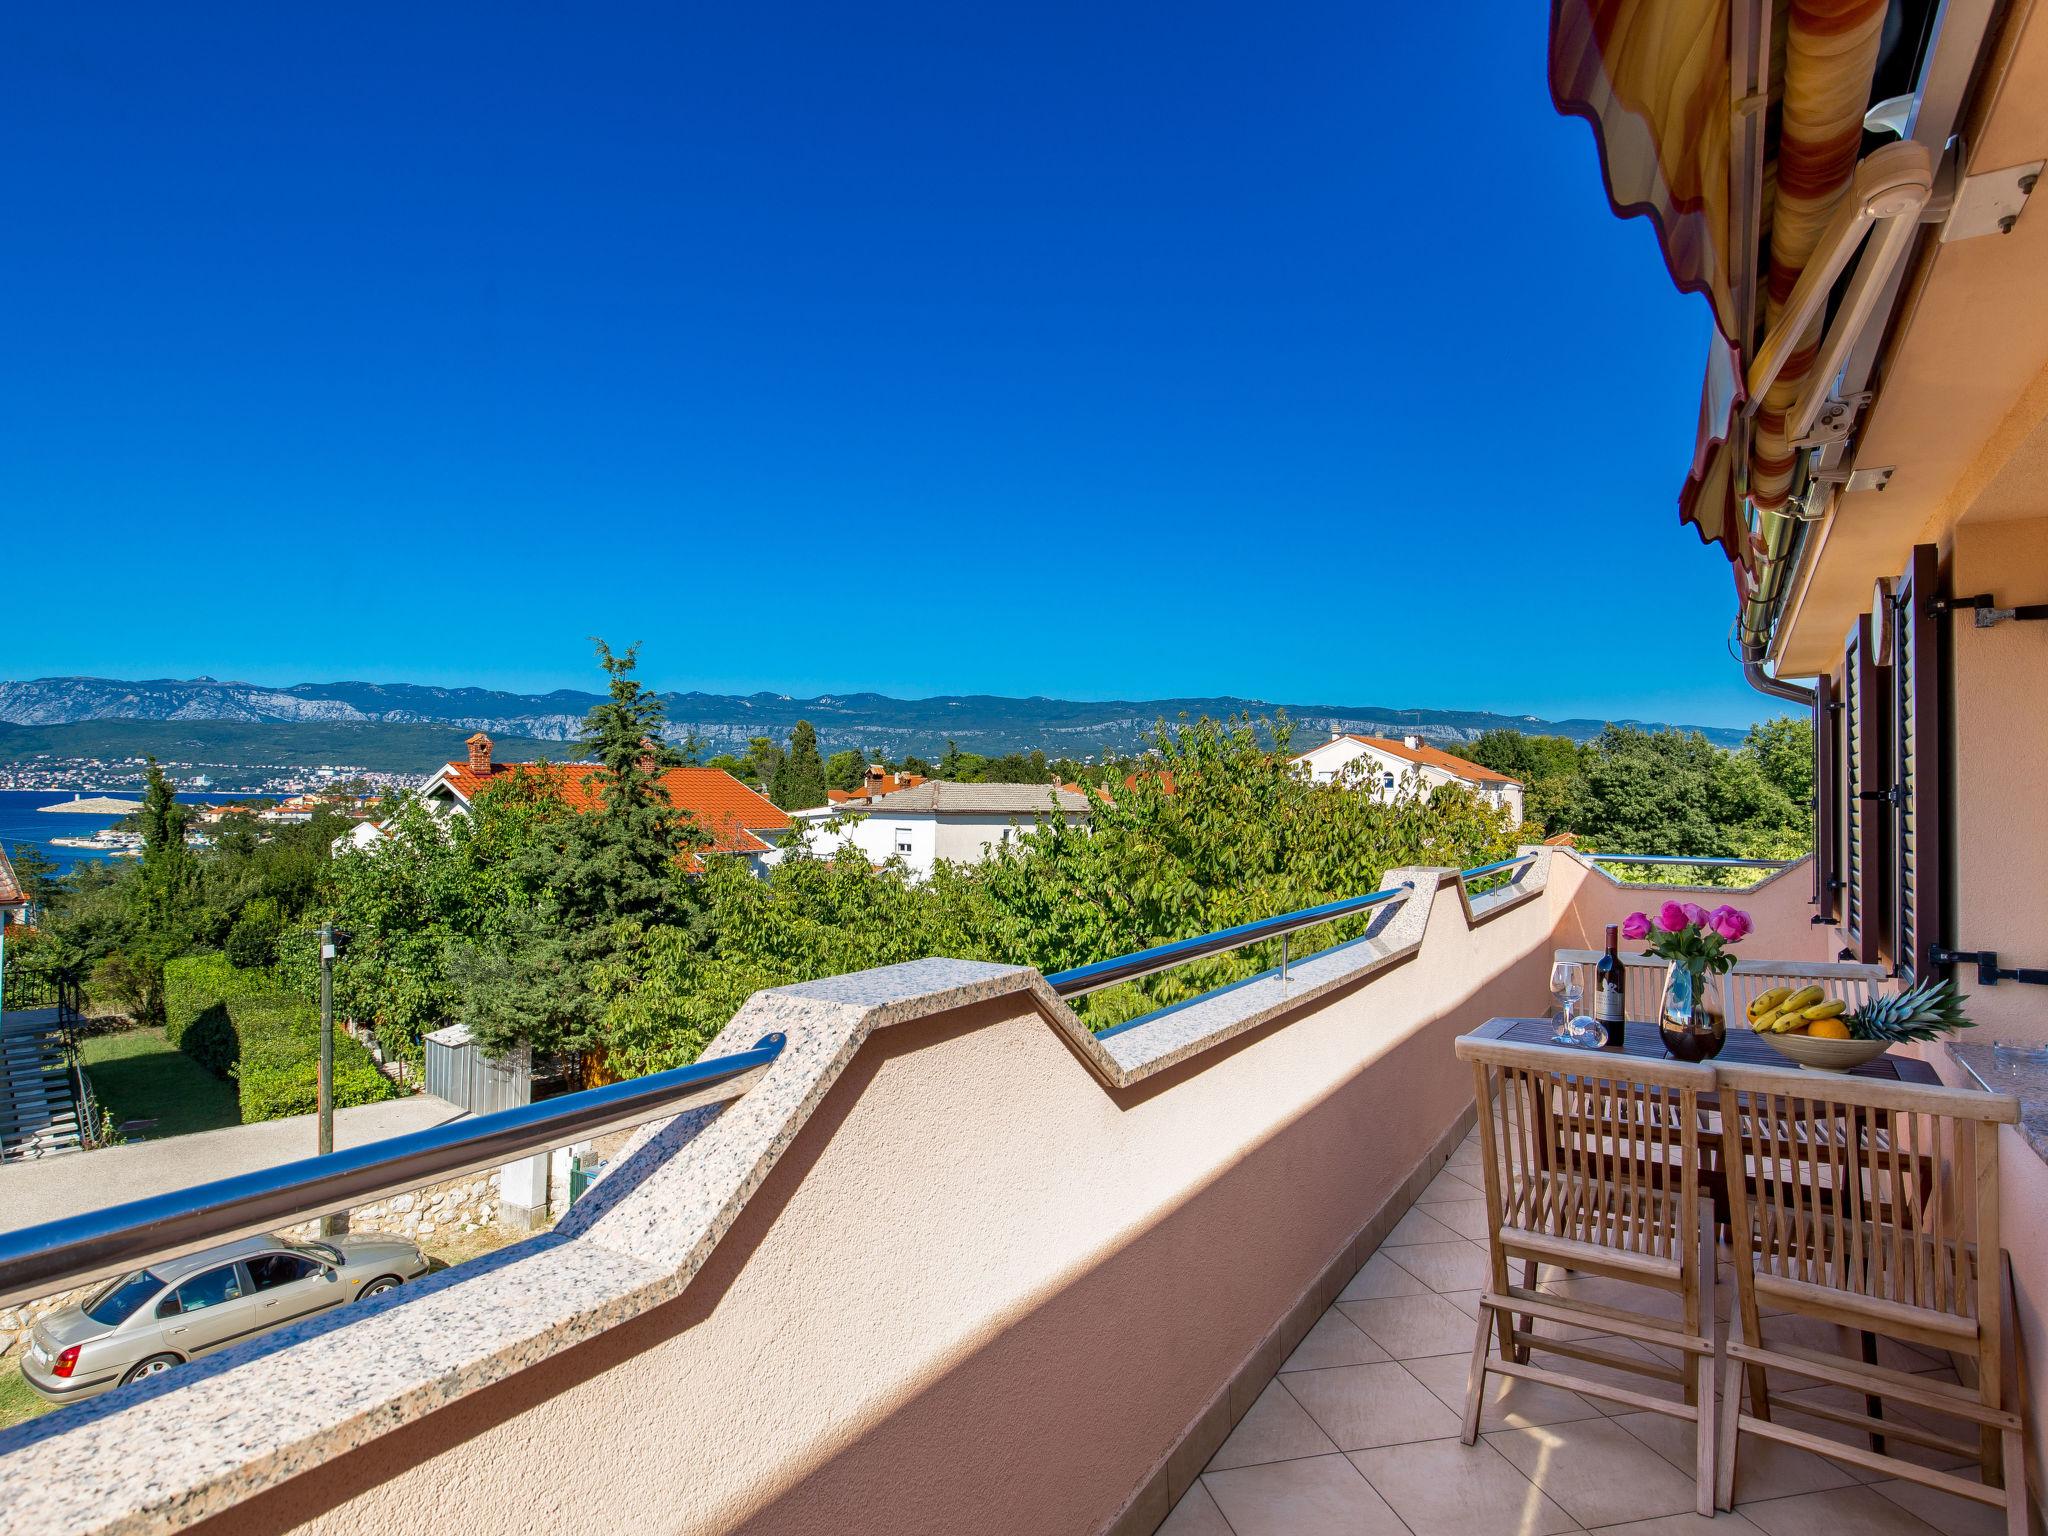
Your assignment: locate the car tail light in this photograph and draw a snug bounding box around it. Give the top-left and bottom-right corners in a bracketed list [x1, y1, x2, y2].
[53, 1346, 80, 1379]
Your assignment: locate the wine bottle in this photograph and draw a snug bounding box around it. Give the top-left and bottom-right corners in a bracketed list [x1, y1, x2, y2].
[1596, 923, 1628, 1050]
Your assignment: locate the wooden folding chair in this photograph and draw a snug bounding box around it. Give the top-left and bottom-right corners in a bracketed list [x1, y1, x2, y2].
[1714, 1062, 2026, 1532]
[1455, 1035, 1720, 1518]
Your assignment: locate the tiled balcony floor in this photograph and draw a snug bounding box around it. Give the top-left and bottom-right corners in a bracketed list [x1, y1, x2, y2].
[1159, 1121, 2005, 1536]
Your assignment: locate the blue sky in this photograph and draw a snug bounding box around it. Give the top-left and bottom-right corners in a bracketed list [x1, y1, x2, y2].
[1, 5, 1767, 728]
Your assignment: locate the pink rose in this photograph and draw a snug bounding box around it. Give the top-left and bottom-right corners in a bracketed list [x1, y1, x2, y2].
[1621, 912, 1651, 940]
[1681, 902, 1711, 928]
[1657, 901, 1689, 933]
[1709, 905, 1752, 943]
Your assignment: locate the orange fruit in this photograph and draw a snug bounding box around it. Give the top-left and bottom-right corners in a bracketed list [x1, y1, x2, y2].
[1806, 1017, 1852, 1040]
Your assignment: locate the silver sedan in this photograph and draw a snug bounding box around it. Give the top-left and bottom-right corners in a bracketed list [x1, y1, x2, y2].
[18, 1231, 430, 1405]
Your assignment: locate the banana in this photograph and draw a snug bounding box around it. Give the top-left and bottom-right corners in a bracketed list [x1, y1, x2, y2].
[1782, 984, 1825, 1013]
[1775, 1011, 1806, 1033]
[1747, 987, 1790, 1022]
[1751, 1007, 1785, 1033]
[1801, 999, 1847, 1020]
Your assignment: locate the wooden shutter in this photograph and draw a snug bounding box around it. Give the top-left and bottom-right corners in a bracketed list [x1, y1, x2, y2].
[1891, 544, 1943, 981]
[1813, 671, 1839, 923]
[1841, 614, 1886, 963]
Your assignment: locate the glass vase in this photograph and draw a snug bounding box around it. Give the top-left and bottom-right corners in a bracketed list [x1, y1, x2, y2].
[1658, 964, 1726, 1062]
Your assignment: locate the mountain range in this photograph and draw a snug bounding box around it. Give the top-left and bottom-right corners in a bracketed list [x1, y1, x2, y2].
[0, 676, 1751, 773]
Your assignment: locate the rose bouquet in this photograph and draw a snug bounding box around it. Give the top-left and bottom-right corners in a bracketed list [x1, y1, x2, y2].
[1621, 900, 1752, 973]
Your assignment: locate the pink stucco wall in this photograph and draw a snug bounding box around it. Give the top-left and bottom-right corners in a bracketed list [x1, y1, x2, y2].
[1550, 852, 1831, 964]
[180, 882, 1564, 1536]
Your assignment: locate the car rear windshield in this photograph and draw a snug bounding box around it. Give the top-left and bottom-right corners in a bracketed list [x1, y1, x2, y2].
[84, 1270, 168, 1325]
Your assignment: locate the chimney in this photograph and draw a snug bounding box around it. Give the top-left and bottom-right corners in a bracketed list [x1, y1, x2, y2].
[1401, 734, 1421, 750]
[865, 763, 887, 792]
[638, 735, 661, 775]
[465, 732, 493, 774]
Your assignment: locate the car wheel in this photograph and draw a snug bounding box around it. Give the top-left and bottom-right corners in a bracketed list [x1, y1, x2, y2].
[356, 1276, 403, 1300]
[123, 1354, 180, 1386]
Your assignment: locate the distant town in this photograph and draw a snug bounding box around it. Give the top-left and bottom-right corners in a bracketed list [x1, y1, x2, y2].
[0, 757, 423, 797]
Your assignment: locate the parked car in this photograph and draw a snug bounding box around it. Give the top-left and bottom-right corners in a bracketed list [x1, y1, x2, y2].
[18, 1231, 430, 1405]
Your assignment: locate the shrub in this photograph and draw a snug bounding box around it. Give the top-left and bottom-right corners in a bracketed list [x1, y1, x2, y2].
[164, 954, 278, 1048]
[225, 997, 396, 1122]
[160, 954, 397, 1122]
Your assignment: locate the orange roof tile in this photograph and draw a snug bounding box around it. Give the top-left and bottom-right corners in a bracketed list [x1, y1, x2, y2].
[437, 760, 789, 856]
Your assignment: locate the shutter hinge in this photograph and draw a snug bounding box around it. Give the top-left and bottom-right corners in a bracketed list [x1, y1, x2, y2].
[1929, 945, 2048, 987]
[1934, 593, 2048, 627]
[1857, 787, 1903, 805]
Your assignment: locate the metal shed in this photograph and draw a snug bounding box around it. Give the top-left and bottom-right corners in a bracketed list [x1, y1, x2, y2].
[422, 1024, 532, 1116]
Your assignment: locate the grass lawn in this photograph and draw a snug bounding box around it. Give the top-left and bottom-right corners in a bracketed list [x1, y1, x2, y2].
[81, 1027, 242, 1141]
[0, 1362, 54, 1432]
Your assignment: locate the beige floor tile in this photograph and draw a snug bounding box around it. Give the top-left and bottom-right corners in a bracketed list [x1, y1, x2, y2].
[1387, 1239, 1493, 1293]
[1207, 1379, 1339, 1471]
[1349, 1435, 1577, 1536]
[1339, 1252, 1430, 1302]
[1868, 1470, 2010, 1536]
[1485, 1416, 1704, 1527]
[1281, 1360, 1463, 1450]
[1338, 1290, 1482, 1360]
[1439, 1287, 1485, 1319]
[1449, 1138, 1485, 1168]
[1612, 1411, 1856, 1504]
[1426, 1198, 1493, 1240]
[1585, 1514, 1766, 1535]
[1202, 1454, 1408, 1536]
[1418, 1166, 1485, 1203]
[1282, 1308, 1389, 1372]
[1526, 1335, 1690, 1412]
[1735, 1482, 1947, 1535]
[1384, 1206, 1464, 1246]
[1401, 1350, 1607, 1432]
[1157, 1480, 1234, 1536]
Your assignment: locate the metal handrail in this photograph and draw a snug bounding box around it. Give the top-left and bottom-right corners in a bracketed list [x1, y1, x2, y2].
[1580, 854, 1799, 870]
[1045, 884, 1414, 999]
[1456, 854, 1537, 882]
[0, 1034, 786, 1311]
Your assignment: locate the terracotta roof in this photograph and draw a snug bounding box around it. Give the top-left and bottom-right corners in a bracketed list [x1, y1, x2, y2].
[0, 845, 24, 908]
[826, 771, 927, 805]
[434, 760, 790, 856]
[1061, 770, 1179, 804]
[1294, 735, 1521, 787]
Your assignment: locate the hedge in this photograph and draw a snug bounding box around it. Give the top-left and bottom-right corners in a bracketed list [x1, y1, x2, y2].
[160, 955, 398, 1123]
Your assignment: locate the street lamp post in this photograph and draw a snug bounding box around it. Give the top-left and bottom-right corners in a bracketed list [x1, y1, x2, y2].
[318, 923, 338, 1235]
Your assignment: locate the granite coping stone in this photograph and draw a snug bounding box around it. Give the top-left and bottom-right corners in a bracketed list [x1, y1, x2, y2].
[1949, 1041, 2048, 1164]
[0, 854, 1556, 1536]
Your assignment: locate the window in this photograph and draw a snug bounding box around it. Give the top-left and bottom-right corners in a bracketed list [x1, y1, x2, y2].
[84, 1270, 169, 1326]
[159, 1265, 244, 1318]
[894, 827, 913, 856]
[247, 1253, 321, 1291]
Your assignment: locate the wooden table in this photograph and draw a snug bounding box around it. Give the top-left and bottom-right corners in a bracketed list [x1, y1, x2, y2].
[1467, 1017, 1941, 1089]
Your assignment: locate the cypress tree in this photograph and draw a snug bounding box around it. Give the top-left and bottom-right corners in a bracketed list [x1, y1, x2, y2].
[773, 720, 827, 810]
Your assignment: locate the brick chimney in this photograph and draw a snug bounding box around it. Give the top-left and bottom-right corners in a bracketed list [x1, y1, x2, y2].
[638, 735, 661, 775]
[465, 732, 493, 774]
[865, 763, 887, 794]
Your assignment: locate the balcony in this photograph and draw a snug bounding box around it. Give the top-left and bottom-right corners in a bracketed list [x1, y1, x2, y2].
[0, 847, 2032, 1535]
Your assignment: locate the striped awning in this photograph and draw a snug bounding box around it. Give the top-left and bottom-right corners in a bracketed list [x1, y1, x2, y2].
[1551, 0, 1887, 569]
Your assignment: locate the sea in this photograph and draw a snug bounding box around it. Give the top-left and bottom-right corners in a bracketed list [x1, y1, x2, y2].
[0, 790, 265, 875]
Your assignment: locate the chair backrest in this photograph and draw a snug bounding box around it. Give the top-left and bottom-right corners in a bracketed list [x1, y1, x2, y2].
[1714, 1061, 2019, 1326]
[1455, 1035, 1717, 1275]
[1552, 951, 1890, 1024]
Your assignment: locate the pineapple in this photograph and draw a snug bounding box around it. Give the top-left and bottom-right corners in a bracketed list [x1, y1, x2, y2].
[1848, 978, 1975, 1043]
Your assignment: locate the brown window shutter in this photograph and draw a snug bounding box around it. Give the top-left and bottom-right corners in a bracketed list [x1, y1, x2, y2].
[1813, 671, 1839, 923]
[1891, 544, 1943, 981]
[1841, 614, 1887, 963]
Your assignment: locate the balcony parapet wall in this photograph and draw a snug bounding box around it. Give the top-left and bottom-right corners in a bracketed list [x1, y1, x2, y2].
[0, 846, 1609, 1536]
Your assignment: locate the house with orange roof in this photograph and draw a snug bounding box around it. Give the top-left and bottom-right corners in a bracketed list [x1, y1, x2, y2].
[343, 733, 794, 875]
[1290, 731, 1523, 825]
[824, 764, 927, 805]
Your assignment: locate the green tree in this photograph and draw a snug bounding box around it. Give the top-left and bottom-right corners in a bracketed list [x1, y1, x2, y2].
[824, 749, 867, 793]
[772, 720, 828, 809]
[2, 841, 62, 908]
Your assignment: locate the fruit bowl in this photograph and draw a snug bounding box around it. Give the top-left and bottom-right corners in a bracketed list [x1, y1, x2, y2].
[1758, 1031, 1891, 1072]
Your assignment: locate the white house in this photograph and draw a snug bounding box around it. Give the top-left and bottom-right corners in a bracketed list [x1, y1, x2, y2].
[1290, 732, 1524, 824]
[792, 780, 1092, 880]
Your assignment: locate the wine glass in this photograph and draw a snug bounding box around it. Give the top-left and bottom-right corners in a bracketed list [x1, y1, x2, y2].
[1549, 961, 1605, 1048]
